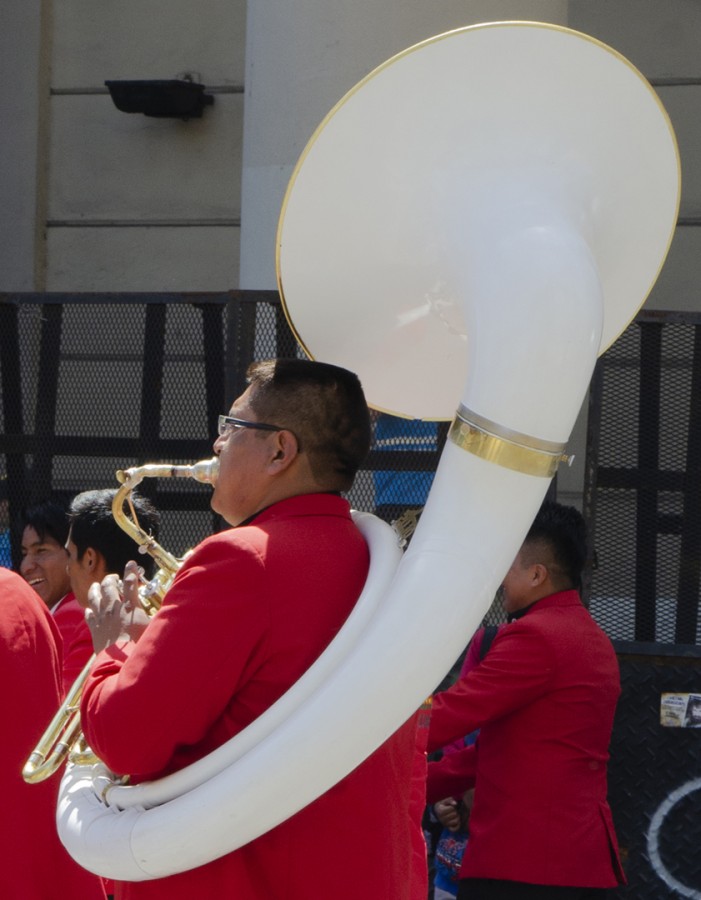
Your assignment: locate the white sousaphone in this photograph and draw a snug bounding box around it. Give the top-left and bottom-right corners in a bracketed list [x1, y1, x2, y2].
[58, 21, 680, 879]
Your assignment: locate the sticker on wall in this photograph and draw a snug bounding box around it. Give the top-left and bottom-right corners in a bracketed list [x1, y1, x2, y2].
[660, 693, 701, 728]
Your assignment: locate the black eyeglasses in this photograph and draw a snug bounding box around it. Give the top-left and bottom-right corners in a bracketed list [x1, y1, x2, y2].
[218, 414, 303, 450]
[217, 415, 284, 437]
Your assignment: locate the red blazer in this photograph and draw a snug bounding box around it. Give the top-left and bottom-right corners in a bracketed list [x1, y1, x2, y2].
[53, 592, 94, 697]
[427, 590, 625, 889]
[0, 569, 105, 899]
[82, 494, 418, 900]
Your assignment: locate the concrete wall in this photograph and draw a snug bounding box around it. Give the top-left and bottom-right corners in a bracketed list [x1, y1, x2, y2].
[1, 0, 246, 292]
[569, 0, 701, 315]
[0, 0, 48, 290]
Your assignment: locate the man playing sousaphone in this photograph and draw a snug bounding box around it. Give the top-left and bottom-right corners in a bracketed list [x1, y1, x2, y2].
[80, 358, 419, 899]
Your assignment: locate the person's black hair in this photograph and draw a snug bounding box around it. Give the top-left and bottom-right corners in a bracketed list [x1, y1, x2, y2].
[68, 489, 160, 578]
[524, 500, 588, 592]
[246, 358, 372, 492]
[18, 499, 70, 547]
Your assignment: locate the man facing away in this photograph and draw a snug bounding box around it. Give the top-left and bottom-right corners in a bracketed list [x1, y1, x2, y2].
[65, 489, 159, 900]
[80, 359, 419, 900]
[65, 488, 160, 610]
[426, 501, 626, 900]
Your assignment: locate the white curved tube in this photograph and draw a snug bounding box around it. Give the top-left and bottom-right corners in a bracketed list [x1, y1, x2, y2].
[102, 511, 401, 810]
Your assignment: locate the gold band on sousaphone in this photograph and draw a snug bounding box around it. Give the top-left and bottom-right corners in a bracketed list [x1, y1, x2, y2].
[450, 405, 573, 479]
[22, 458, 218, 784]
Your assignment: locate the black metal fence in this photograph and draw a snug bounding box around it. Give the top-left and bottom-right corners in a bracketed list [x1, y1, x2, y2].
[3, 293, 701, 644]
[608, 644, 701, 900]
[0, 291, 445, 562]
[584, 311, 701, 646]
[2, 293, 701, 898]
[581, 310, 701, 899]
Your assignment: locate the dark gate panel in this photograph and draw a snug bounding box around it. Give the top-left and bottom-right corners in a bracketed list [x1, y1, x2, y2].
[585, 311, 701, 898]
[0, 292, 445, 562]
[609, 645, 701, 899]
[585, 311, 701, 644]
[1, 293, 240, 558]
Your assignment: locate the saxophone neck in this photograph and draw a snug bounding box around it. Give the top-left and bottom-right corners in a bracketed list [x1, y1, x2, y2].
[111, 458, 218, 577]
[116, 458, 219, 486]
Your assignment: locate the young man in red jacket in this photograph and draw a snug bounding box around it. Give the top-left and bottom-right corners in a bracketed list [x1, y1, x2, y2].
[427, 501, 625, 900]
[80, 358, 419, 900]
[19, 500, 94, 696]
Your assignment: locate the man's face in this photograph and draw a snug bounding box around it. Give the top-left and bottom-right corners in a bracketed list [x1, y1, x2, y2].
[500, 548, 537, 615]
[65, 534, 97, 609]
[210, 386, 280, 527]
[20, 526, 71, 608]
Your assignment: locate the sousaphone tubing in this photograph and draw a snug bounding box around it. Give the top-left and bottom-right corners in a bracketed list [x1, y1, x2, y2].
[59, 21, 679, 879]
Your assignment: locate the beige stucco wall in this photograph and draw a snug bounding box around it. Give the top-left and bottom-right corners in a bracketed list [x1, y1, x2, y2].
[0, 0, 246, 292]
[0, 0, 47, 290]
[569, 0, 701, 316]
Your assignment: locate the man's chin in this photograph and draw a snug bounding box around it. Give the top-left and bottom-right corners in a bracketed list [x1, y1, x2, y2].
[210, 496, 237, 527]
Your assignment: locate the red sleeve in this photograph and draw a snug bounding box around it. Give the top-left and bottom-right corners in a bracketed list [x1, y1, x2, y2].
[459, 627, 485, 678]
[427, 624, 553, 753]
[426, 744, 477, 804]
[60, 616, 94, 699]
[81, 533, 269, 778]
[436, 628, 486, 755]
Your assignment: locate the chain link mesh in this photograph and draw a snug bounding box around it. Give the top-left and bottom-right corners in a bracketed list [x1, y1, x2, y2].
[585, 313, 701, 647]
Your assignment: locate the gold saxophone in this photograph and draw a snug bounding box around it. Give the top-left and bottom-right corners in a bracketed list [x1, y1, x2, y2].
[22, 458, 219, 784]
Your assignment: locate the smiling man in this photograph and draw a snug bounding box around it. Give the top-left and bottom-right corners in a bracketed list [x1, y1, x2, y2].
[19, 500, 93, 697]
[80, 358, 419, 900]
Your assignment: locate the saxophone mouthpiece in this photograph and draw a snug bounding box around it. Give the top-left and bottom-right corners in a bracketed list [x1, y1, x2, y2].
[188, 457, 219, 485]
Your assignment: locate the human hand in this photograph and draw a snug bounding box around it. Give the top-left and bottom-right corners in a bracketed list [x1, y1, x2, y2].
[434, 797, 461, 832]
[84, 560, 150, 652]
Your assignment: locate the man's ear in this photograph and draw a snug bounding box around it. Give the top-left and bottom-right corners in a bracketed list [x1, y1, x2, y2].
[83, 547, 98, 571]
[531, 562, 549, 588]
[267, 429, 301, 472]
[84, 547, 110, 580]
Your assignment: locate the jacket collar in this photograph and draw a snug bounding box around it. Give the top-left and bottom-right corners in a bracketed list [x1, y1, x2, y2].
[507, 588, 582, 622]
[238, 492, 346, 527]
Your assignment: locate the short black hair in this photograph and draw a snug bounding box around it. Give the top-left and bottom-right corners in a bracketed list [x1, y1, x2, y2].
[68, 489, 160, 578]
[19, 499, 70, 547]
[246, 358, 371, 492]
[523, 500, 588, 592]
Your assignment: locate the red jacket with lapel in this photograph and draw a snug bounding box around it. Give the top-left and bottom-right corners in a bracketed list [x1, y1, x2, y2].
[427, 590, 625, 889]
[53, 592, 93, 697]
